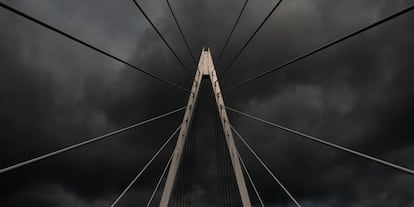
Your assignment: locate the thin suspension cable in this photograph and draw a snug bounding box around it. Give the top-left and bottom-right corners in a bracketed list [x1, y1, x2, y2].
[166, 0, 196, 66]
[237, 151, 265, 207]
[216, 0, 249, 64]
[111, 125, 181, 207]
[145, 152, 174, 207]
[220, 0, 283, 76]
[132, 0, 193, 79]
[231, 125, 301, 207]
[0, 107, 185, 175]
[213, 95, 227, 206]
[185, 107, 197, 207]
[223, 3, 414, 92]
[227, 106, 414, 176]
[0, 2, 189, 93]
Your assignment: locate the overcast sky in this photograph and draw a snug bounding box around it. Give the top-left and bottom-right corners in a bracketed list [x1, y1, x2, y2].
[0, 0, 414, 206]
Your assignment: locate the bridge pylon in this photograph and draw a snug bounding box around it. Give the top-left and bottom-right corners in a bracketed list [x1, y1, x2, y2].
[159, 48, 252, 207]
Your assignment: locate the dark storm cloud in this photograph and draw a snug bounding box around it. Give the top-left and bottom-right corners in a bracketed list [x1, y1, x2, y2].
[0, 0, 413, 206]
[223, 0, 414, 206]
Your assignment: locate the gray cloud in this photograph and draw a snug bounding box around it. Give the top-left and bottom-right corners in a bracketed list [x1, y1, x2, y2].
[0, 0, 413, 206]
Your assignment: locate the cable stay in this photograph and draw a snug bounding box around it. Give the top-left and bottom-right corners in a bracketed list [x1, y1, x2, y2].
[222, 3, 414, 92]
[220, 0, 283, 76]
[0, 2, 189, 93]
[111, 125, 181, 207]
[132, 0, 193, 79]
[227, 106, 414, 176]
[216, 0, 249, 64]
[238, 151, 265, 207]
[232, 125, 301, 207]
[145, 152, 174, 207]
[0, 107, 185, 175]
[167, 0, 197, 67]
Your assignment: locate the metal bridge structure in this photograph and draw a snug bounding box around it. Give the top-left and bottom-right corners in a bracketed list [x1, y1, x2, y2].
[1, 1, 414, 206]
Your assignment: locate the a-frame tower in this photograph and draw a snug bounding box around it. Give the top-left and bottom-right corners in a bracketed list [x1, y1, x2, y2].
[159, 48, 252, 207]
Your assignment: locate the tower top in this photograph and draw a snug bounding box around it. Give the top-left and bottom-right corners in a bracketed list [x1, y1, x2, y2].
[198, 47, 214, 75]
